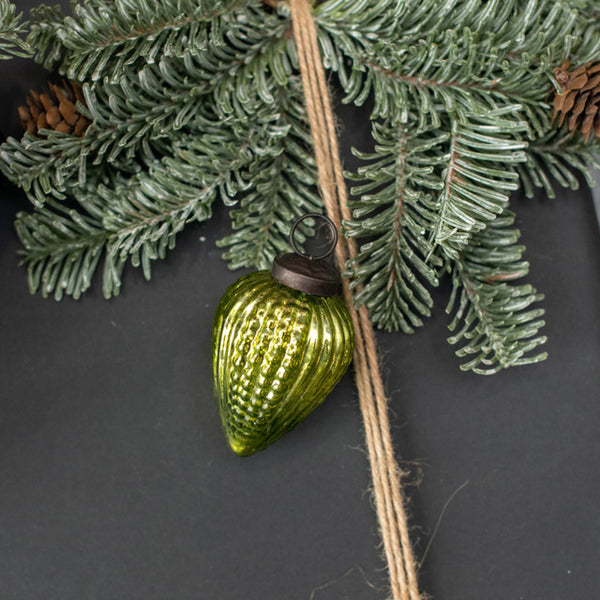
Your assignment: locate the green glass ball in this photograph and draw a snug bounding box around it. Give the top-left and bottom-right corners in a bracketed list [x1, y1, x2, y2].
[212, 270, 354, 456]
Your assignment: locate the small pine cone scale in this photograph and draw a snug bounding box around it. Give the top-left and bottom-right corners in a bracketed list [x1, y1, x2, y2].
[19, 80, 90, 137]
[552, 59, 600, 142]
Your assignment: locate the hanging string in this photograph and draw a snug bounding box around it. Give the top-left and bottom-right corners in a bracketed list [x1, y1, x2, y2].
[287, 1, 423, 599]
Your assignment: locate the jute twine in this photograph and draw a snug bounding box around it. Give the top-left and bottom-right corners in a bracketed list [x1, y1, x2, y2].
[287, 1, 423, 599]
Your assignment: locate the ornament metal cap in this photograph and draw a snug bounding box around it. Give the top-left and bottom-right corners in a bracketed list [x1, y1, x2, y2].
[270, 213, 340, 297]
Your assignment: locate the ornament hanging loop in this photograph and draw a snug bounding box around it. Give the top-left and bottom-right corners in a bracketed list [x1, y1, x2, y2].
[271, 213, 341, 297]
[289, 213, 338, 261]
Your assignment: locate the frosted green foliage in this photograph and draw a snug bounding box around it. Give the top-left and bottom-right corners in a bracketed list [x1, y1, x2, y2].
[15, 102, 294, 299]
[29, 0, 253, 79]
[2, 0, 289, 206]
[345, 119, 446, 333]
[2, 0, 600, 372]
[446, 210, 547, 374]
[218, 78, 322, 270]
[430, 109, 527, 258]
[518, 130, 600, 199]
[0, 0, 29, 59]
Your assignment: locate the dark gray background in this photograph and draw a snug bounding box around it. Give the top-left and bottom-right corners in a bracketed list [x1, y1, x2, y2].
[1, 2, 599, 599]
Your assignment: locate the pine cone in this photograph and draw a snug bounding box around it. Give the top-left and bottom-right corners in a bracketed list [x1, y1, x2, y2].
[18, 80, 90, 137]
[552, 59, 600, 143]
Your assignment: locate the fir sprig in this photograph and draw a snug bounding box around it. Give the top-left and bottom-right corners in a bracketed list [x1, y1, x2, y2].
[218, 79, 323, 270]
[431, 108, 528, 259]
[345, 119, 446, 333]
[518, 130, 600, 198]
[29, 0, 251, 80]
[1, 1, 290, 206]
[446, 210, 547, 374]
[15, 102, 292, 299]
[0, 0, 29, 60]
[15, 195, 107, 300]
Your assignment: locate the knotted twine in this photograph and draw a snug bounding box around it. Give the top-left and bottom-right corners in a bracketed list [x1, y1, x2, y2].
[287, 1, 423, 599]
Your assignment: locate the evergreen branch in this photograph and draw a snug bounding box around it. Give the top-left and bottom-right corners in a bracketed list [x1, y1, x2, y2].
[517, 130, 600, 199]
[344, 119, 446, 333]
[97, 150, 230, 297]
[446, 209, 547, 374]
[325, 28, 562, 129]
[319, 0, 587, 136]
[0, 133, 98, 205]
[0, 129, 152, 206]
[15, 115, 271, 299]
[1, 5, 291, 206]
[15, 197, 108, 301]
[0, 74, 237, 206]
[27, 4, 63, 69]
[28, 0, 254, 82]
[318, 0, 583, 59]
[84, 6, 289, 140]
[432, 108, 527, 259]
[0, 0, 30, 60]
[218, 78, 322, 269]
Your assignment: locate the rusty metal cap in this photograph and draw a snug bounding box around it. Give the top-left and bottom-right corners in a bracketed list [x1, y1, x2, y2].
[271, 253, 340, 296]
[270, 213, 340, 296]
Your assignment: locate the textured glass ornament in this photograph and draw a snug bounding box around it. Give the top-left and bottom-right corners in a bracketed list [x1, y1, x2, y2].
[212, 216, 355, 456]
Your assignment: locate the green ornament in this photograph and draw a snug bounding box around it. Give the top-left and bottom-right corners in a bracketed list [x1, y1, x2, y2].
[212, 215, 355, 456]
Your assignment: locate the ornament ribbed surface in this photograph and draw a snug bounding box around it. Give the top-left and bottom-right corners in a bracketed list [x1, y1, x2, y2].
[213, 271, 354, 456]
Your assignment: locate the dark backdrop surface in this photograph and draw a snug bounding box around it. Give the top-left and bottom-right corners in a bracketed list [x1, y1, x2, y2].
[1, 2, 599, 599]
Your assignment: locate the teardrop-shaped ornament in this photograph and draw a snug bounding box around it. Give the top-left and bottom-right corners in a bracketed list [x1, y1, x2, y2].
[212, 214, 355, 456]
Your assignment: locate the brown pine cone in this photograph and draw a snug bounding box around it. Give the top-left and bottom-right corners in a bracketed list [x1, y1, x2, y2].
[18, 80, 90, 137]
[552, 59, 600, 143]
